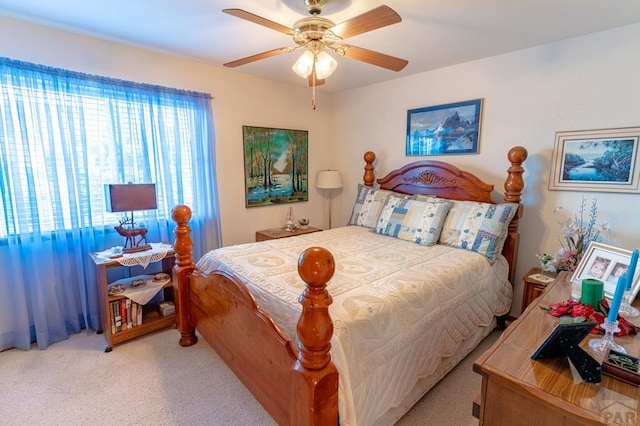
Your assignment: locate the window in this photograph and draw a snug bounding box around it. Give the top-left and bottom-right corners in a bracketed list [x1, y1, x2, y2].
[0, 58, 212, 238]
[0, 57, 221, 350]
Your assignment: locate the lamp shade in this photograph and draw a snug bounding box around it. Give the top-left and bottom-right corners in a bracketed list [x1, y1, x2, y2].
[316, 170, 342, 190]
[292, 50, 337, 79]
[314, 51, 337, 79]
[105, 183, 157, 212]
[292, 50, 315, 78]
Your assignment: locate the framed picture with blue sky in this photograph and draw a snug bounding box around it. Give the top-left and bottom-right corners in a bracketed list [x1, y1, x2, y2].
[548, 127, 640, 193]
[406, 98, 483, 156]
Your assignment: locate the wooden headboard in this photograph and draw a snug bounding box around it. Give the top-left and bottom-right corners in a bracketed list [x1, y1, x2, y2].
[361, 146, 528, 285]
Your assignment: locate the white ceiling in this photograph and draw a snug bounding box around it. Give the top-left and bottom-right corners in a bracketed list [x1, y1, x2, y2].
[1, 0, 640, 93]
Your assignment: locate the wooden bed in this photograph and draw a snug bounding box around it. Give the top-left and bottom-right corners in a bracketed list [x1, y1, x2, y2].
[171, 146, 528, 426]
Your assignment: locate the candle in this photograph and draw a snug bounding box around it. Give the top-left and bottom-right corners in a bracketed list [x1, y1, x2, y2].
[626, 249, 638, 290]
[607, 272, 628, 322]
[580, 278, 603, 308]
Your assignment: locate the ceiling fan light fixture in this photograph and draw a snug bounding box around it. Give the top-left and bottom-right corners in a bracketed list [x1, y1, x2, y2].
[292, 50, 315, 78]
[292, 50, 337, 80]
[314, 51, 337, 79]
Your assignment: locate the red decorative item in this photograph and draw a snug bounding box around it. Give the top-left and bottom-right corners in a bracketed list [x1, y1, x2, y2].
[544, 298, 639, 336]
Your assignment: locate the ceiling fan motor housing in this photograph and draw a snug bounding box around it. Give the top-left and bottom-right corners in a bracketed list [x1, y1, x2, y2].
[293, 17, 340, 49]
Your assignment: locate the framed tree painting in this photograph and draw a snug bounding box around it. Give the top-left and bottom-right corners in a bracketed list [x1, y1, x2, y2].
[243, 125, 309, 208]
[406, 99, 483, 156]
[548, 127, 640, 193]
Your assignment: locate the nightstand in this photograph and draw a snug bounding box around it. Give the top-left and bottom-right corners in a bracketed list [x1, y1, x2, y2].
[90, 244, 175, 352]
[255, 226, 322, 242]
[521, 267, 558, 313]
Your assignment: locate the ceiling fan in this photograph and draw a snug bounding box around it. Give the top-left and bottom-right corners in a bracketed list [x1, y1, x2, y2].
[222, 0, 408, 108]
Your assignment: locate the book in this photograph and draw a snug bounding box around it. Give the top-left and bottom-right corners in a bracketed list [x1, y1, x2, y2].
[113, 301, 122, 333]
[119, 300, 127, 330]
[137, 302, 143, 325]
[131, 302, 138, 327]
[126, 298, 132, 329]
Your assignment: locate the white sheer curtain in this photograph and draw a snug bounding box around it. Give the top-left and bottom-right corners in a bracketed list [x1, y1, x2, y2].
[0, 57, 221, 350]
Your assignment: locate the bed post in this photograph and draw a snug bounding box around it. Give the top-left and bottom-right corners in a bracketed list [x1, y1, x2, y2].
[363, 151, 376, 187]
[171, 205, 198, 347]
[291, 247, 339, 426]
[502, 146, 528, 287]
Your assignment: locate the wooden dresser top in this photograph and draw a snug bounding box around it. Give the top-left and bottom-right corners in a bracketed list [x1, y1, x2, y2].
[475, 272, 640, 422]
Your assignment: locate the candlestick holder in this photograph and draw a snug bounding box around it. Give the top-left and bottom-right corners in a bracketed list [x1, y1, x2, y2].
[618, 289, 639, 317]
[589, 319, 627, 354]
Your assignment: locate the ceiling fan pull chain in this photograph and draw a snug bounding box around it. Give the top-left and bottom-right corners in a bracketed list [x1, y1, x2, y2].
[311, 64, 317, 110]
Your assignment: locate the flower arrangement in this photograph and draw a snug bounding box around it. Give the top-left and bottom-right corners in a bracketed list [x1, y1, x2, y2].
[544, 197, 609, 272]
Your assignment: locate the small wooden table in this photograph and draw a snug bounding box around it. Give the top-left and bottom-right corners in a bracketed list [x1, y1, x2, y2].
[521, 266, 558, 313]
[474, 272, 640, 425]
[90, 245, 176, 352]
[255, 226, 322, 242]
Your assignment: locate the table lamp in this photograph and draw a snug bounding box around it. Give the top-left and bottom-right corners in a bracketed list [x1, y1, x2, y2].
[105, 183, 157, 253]
[316, 170, 342, 229]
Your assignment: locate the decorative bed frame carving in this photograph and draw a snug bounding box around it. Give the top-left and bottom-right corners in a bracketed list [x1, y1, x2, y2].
[171, 146, 528, 426]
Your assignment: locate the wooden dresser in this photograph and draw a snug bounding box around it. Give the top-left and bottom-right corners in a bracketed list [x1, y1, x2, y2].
[474, 272, 640, 426]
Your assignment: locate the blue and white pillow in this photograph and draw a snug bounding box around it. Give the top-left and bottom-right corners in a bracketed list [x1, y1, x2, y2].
[439, 201, 518, 262]
[348, 184, 375, 225]
[356, 189, 404, 229]
[376, 198, 452, 246]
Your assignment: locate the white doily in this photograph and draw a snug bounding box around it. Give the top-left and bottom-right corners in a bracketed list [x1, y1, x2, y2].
[96, 242, 173, 269]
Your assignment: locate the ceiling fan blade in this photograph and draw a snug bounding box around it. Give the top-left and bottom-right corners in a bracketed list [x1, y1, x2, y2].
[223, 9, 294, 35]
[331, 5, 402, 39]
[224, 48, 290, 68]
[341, 45, 408, 72]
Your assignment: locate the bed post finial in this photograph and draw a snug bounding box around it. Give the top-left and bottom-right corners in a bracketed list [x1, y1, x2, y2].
[363, 151, 376, 187]
[291, 247, 339, 425]
[505, 146, 528, 204]
[171, 205, 198, 347]
[503, 146, 528, 287]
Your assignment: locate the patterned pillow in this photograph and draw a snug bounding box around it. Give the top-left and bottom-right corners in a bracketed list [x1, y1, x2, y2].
[376, 198, 452, 245]
[348, 184, 372, 225]
[356, 189, 406, 229]
[439, 201, 518, 262]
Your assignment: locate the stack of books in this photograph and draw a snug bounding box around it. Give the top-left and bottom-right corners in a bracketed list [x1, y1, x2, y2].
[110, 299, 143, 333]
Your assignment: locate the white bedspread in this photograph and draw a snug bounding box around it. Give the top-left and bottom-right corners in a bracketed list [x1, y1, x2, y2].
[197, 226, 512, 426]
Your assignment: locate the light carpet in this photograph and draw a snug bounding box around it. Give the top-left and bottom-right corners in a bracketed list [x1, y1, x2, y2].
[0, 327, 500, 425]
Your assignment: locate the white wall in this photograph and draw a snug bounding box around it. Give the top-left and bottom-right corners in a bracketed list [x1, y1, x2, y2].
[331, 24, 640, 314]
[0, 15, 337, 247]
[2, 14, 639, 316]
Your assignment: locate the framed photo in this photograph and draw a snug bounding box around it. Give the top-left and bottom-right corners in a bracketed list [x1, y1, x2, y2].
[406, 99, 483, 156]
[242, 125, 308, 208]
[571, 242, 640, 303]
[548, 127, 640, 193]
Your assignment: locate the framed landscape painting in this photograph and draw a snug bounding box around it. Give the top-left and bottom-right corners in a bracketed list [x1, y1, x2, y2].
[406, 99, 483, 156]
[243, 125, 309, 208]
[548, 127, 640, 193]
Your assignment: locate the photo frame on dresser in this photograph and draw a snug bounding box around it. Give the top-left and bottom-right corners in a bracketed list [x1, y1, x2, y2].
[406, 99, 483, 156]
[242, 125, 309, 208]
[548, 127, 640, 193]
[571, 242, 640, 302]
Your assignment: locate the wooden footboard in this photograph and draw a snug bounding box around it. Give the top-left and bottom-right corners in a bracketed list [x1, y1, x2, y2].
[171, 205, 338, 426]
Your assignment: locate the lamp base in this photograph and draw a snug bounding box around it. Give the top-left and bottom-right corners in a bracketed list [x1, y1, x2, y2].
[123, 244, 152, 254]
